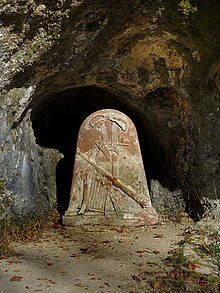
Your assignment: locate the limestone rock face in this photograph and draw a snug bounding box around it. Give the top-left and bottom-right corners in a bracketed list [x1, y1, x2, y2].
[0, 0, 219, 219]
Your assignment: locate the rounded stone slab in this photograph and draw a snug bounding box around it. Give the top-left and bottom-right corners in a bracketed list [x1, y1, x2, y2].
[64, 109, 158, 226]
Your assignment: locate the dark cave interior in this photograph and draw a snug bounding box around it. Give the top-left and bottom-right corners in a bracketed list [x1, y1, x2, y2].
[31, 86, 181, 214]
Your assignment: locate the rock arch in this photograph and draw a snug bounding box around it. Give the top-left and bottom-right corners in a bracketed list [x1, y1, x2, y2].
[31, 85, 192, 218]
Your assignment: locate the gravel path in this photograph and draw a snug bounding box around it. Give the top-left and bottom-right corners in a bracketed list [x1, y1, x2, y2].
[0, 222, 190, 293]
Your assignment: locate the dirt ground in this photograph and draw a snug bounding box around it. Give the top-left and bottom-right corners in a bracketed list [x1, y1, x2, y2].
[0, 221, 219, 293]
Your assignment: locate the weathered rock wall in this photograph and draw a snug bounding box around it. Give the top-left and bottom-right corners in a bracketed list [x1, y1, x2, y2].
[0, 90, 60, 215]
[0, 0, 219, 219]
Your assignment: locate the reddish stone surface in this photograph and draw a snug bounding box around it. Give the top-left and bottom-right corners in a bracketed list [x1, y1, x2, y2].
[63, 109, 158, 226]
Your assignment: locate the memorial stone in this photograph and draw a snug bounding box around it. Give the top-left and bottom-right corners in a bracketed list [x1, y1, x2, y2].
[63, 109, 158, 226]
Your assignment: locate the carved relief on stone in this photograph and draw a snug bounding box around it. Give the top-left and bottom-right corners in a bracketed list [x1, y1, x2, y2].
[63, 109, 158, 226]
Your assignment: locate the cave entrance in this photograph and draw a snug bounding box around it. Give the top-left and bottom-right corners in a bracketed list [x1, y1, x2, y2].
[31, 86, 183, 219]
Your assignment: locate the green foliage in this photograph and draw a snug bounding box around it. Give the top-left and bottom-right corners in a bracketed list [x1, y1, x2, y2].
[179, 0, 197, 16]
[0, 179, 52, 258]
[190, 227, 220, 271]
[196, 238, 220, 270]
[0, 180, 5, 195]
[164, 244, 220, 292]
[0, 215, 50, 258]
[160, 269, 220, 292]
[0, 218, 10, 257]
[64, 8, 71, 18]
[0, 179, 12, 214]
[166, 248, 189, 269]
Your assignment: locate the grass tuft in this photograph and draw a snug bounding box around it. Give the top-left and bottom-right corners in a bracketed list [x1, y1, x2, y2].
[0, 214, 50, 258]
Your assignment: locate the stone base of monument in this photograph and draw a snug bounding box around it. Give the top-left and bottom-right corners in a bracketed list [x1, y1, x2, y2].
[63, 208, 158, 226]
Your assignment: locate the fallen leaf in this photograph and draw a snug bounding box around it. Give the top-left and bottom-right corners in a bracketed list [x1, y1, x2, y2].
[187, 261, 198, 270]
[47, 279, 56, 284]
[180, 212, 188, 217]
[110, 227, 124, 233]
[10, 275, 23, 282]
[102, 240, 112, 244]
[75, 283, 84, 287]
[198, 279, 208, 287]
[154, 234, 163, 238]
[117, 229, 124, 233]
[80, 248, 89, 254]
[132, 275, 141, 282]
[52, 212, 59, 221]
[51, 223, 60, 229]
[151, 281, 161, 288]
[167, 271, 177, 278]
[167, 270, 183, 278]
[7, 260, 19, 265]
[69, 254, 80, 259]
